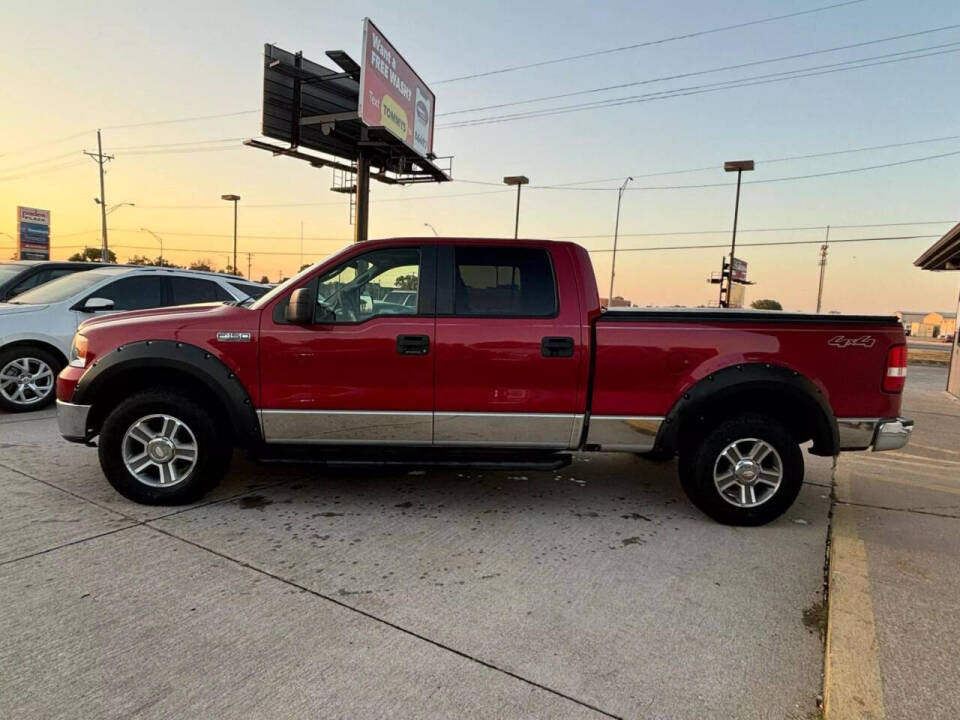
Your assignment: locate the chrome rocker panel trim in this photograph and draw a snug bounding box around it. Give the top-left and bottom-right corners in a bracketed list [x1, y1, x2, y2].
[260, 410, 432, 445]
[837, 417, 913, 452]
[585, 416, 664, 452]
[57, 400, 92, 442]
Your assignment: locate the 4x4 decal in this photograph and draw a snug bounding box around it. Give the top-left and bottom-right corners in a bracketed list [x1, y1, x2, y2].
[828, 335, 876, 348]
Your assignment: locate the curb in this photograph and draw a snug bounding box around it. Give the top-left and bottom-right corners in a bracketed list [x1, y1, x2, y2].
[822, 463, 886, 719]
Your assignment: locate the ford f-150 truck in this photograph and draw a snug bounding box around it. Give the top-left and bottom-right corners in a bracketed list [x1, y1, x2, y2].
[56, 238, 913, 525]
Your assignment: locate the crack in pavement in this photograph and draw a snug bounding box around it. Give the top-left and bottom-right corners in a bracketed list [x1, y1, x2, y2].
[834, 499, 960, 520]
[2, 460, 622, 719]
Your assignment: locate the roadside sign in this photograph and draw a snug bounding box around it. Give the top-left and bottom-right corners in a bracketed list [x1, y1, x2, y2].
[17, 206, 50, 260]
[730, 257, 748, 283]
[358, 18, 435, 158]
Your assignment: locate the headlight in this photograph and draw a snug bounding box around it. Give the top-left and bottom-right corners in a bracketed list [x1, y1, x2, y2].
[69, 334, 89, 368]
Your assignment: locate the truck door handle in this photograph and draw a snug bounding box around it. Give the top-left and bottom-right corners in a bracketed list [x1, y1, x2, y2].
[397, 334, 430, 355]
[541, 336, 575, 358]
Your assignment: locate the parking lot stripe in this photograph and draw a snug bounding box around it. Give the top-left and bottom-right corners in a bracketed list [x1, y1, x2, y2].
[824, 465, 886, 720]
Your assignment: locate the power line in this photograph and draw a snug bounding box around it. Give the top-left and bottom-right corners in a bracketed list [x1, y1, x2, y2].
[135, 189, 512, 210]
[440, 43, 960, 129]
[583, 234, 941, 253]
[431, 0, 868, 84]
[529, 148, 960, 192]
[0, 159, 87, 183]
[440, 23, 960, 116]
[532, 133, 960, 188]
[551, 220, 957, 240]
[100, 109, 257, 131]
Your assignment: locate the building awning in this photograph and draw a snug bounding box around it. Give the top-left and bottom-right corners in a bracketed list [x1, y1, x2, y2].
[915, 220, 960, 270]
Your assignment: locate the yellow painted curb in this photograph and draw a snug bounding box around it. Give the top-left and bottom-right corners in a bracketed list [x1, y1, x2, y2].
[824, 463, 886, 719]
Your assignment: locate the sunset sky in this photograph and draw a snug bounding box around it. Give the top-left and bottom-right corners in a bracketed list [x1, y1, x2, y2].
[2, 0, 959, 313]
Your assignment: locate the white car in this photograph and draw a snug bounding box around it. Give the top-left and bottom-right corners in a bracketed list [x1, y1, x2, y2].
[0, 266, 268, 412]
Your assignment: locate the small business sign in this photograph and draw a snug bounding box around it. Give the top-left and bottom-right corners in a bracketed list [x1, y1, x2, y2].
[17, 206, 50, 260]
[730, 257, 748, 283]
[358, 18, 435, 158]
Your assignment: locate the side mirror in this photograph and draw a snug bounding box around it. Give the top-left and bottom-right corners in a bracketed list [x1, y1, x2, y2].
[284, 288, 314, 324]
[81, 297, 115, 312]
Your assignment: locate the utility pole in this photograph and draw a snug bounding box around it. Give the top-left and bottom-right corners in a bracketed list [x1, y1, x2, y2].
[816, 226, 830, 313]
[608, 176, 633, 307]
[83, 130, 114, 263]
[246, 252, 253, 279]
[299, 220, 304, 269]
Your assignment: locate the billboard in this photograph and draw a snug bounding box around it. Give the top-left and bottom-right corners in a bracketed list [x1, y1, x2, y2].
[729, 283, 746, 308]
[17, 206, 50, 261]
[730, 257, 748, 283]
[358, 18, 435, 158]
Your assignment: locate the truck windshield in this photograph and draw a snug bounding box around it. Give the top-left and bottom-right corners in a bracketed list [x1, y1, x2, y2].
[10, 269, 117, 304]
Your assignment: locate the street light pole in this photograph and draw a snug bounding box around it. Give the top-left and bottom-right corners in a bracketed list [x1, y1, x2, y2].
[503, 176, 529, 239]
[139, 228, 164, 266]
[607, 176, 633, 307]
[423, 222, 439, 237]
[721, 160, 754, 307]
[221, 194, 241, 274]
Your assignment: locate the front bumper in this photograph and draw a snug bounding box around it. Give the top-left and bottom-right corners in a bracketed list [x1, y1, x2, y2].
[57, 400, 92, 442]
[837, 417, 914, 452]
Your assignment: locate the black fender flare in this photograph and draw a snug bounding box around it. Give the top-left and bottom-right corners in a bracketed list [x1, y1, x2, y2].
[654, 363, 839, 456]
[72, 340, 261, 444]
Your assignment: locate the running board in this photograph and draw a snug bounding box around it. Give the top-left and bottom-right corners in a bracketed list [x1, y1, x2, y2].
[249, 446, 573, 471]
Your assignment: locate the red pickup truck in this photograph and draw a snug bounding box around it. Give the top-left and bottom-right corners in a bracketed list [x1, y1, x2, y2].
[56, 238, 912, 525]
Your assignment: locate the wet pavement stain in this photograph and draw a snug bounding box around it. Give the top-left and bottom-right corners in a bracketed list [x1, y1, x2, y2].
[621, 536, 645, 546]
[238, 495, 273, 510]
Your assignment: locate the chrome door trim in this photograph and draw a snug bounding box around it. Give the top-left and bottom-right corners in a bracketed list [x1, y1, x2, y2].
[586, 415, 664, 452]
[260, 409, 432, 445]
[836, 418, 879, 451]
[433, 412, 577, 448]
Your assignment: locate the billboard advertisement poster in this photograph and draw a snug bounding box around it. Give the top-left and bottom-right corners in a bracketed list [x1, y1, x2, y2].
[730, 257, 748, 283]
[17, 206, 50, 261]
[729, 282, 746, 309]
[358, 18, 435, 158]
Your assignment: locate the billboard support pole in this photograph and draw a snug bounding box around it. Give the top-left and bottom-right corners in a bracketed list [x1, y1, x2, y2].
[355, 150, 370, 242]
[816, 225, 830, 313]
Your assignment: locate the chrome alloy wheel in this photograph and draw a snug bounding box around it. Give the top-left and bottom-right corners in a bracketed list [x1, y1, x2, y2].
[121, 414, 198, 488]
[712, 437, 783, 508]
[0, 356, 55, 406]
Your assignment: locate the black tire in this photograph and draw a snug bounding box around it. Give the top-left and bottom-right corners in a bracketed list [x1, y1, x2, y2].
[678, 413, 803, 526]
[98, 389, 232, 505]
[636, 448, 675, 462]
[0, 345, 62, 412]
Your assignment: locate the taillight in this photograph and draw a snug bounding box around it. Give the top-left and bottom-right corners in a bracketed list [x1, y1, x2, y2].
[883, 344, 907, 393]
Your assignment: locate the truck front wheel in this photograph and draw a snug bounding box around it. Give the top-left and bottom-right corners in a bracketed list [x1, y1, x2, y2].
[98, 390, 232, 505]
[679, 413, 803, 526]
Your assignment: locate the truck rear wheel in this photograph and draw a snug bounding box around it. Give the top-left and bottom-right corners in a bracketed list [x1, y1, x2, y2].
[98, 390, 232, 505]
[679, 413, 803, 526]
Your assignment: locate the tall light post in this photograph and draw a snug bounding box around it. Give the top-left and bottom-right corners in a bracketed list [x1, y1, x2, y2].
[221, 194, 241, 274]
[503, 175, 529, 239]
[607, 176, 633, 307]
[92, 199, 134, 263]
[720, 160, 754, 308]
[102, 202, 135, 215]
[423, 222, 439, 236]
[139, 227, 164, 266]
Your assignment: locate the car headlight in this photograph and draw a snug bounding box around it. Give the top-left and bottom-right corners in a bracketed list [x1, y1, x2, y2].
[69, 334, 89, 368]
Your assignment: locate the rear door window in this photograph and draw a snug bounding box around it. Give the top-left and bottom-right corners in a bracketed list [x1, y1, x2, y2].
[170, 276, 232, 304]
[453, 247, 556, 317]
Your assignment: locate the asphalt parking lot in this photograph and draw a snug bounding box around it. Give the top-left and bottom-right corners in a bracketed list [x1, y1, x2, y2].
[0, 408, 833, 719]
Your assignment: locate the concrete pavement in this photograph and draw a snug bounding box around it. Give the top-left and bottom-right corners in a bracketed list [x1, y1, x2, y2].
[0, 408, 833, 719]
[825, 365, 960, 719]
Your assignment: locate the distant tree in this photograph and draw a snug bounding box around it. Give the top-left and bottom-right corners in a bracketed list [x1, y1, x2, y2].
[299, 264, 311, 272]
[751, 299, 783, 311]
[127, 255, 181, 268]
[219, 265, 243, 277]
[259, 275, 270, 284]
[189, 260, 214, 272]
[395, 274, 419, 290]
[68, 247, 116, 263]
